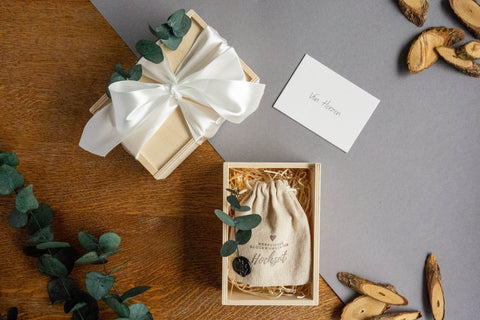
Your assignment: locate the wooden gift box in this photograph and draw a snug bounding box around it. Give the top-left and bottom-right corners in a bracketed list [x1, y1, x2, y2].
[222, 162, 321, 306]
[90, 10, 259, 179]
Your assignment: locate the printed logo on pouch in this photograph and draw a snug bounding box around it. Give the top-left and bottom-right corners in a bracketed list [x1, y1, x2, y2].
[309, 92, 342, 117]
[270, 234, 276, 241]
[251, 250, 287, 266]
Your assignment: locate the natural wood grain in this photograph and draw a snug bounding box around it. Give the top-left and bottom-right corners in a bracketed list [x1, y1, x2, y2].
[0, 0, 342, 319]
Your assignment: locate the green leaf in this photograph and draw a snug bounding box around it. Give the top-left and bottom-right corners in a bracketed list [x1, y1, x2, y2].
[226, 188, 238, 195]
[0, 152, 19, 167]
[220, 240, 237, 257]
[236, 229, 252, 245]
[28, 225, 54, 243]
[78, 231, 99, 251]
[39, 254, 68, 277]
[128, 64, 143, 81]
[28, 203, 53, 235]
[109, 261, 127, 275]
[214, 209, 235, 227]
[136, 39, 164, 63]
[8, 208, 27, 228]
[114, 63, 129, 79]
[51, 247, 76, 275]
[7, 307, 18, 320]
[161, 34, 182, 51]
[86, 272, 115, 300]
[120, 286, 151, 303]
[0, 164, 24, 195]
[76, 251, 100, 264]
[237, 205, 251, 212]
[148, 23, 171, 40]
[103, 295, 130, 318]
[99, 248, 122, 260]
[128, 303, 153, 320]
[71, 292, 99, 320]
[227, 195, 241, 210]
[234, 214, 262, 231]
[47, 277, 79, 304]
[15, 184, 39, 213]
[70, 302, 87, 313]
[37, 241, 70, 250]
[167, 9, 191, 37]
[99, 232, 121, 253]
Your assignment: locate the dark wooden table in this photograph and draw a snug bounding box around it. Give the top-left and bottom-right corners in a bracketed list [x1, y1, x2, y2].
[0, 1, 343, 318]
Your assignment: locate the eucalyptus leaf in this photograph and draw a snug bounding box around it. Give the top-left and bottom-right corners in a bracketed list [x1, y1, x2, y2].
[226, 195, 241, 210]
[78, 231, 99, 251]
[15, 184, 39, 213]
[161, 34, 182, 51]
[167, 9, 191, 37]
[38, 254, 68, 277]
[236, 205, 251, 212]
[99, 248, 122, 260]
[136, 39, 164, 63]
[220, 240, 237, 257]
[114, 63, 129, 79]
[47, 277, 79, 304]
[99, 232, 121, 253]
[8, 208, 27, 228]
[86, 272, 115, 300]
[214, 209, 235, 227]
[28, 203, 53, 235]
[0, 164, 24, 195]
[71, 291, 99, 320]
[128, 303, 153, 320]
[234, 214, 262, 231]
[7, 307, 18, 320]
[0, 152, 19, 167]
[37, 241, 70, 250]
[70, 302, 87, 313]
[109, 261, 127, 275]
[103, 295, 130, 318]
[75, 251, 100, 264]
[128, 65, 143, 81]
[148, 23, 170, 40]
[120, 286, 151, 303]
[28, 225, 54, 243]
[226, 188, 238, 195]
[23, 245, 46, 257]
[235, 229, 251, 245]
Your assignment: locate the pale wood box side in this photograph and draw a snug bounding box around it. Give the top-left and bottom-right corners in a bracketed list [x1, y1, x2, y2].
[221, 162, 320, 306]
[89, 10, 259, 179]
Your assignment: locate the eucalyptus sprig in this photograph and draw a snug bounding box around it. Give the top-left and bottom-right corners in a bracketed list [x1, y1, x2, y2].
[0, 142, 152, 320]
[76, 232, 153, 320]
[138, 9, 192, 63]
[215, 188, 262, 277]
[105, 63, 143, 98]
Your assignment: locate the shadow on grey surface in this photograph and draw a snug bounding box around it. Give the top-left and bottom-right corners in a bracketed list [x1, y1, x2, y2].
[441, 0, 463, 27]
[422, 255, 433, 319]
[398, 33, 418, 75]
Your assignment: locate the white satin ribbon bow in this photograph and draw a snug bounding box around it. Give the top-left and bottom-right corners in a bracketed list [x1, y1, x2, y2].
[79, 26, 265, 158]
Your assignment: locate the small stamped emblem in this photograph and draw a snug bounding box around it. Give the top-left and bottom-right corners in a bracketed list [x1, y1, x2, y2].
[270, 234, 276, 241]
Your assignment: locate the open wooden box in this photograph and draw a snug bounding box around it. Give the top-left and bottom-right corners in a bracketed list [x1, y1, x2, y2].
[90, 10, 259, 179]
[222, 162, 321, 305]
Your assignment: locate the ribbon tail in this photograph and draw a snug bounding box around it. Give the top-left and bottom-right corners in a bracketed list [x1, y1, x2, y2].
[79, 103, 123, 157]
[177, 99, 224, 143]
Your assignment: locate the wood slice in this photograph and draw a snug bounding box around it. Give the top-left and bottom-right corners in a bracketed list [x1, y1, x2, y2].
[407, 27, 465, 73]
[367, 311, 422, 320]
[436, 46, 480, 77]
[456, 40, 480, 59]
[398, 0, 429, 27]
[341, 296, 391, 320]
[425, 254, 445, 320]
[337, 272, 408, 306]
[449, 0, 480, 38]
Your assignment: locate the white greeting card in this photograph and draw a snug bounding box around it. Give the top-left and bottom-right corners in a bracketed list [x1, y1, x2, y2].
[274, 54, 380, 152]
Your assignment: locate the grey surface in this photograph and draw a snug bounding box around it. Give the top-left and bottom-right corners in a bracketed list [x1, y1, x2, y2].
[91, 1, 480, 318]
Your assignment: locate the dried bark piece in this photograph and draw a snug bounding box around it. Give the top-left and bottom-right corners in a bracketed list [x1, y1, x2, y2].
[456, 40, 480, 59]
[337, 272, 408, 305]
[407, 27, 465, 74]
[436, 46, 480, 77]
[425, 254, 445, 320]
[398, 0, 429, 27]
[367, 311, 422, 320]
[449, 0, 480, 38]
[341, 295, 390, 320]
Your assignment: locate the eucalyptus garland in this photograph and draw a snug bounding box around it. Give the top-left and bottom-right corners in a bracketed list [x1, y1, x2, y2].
[215, 189, 262, 277]
[105, 9, 191, 98]
[0, 142, 152, 320]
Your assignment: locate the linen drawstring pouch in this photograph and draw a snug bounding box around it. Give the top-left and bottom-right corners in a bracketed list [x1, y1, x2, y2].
[229, 180, 311, 286]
